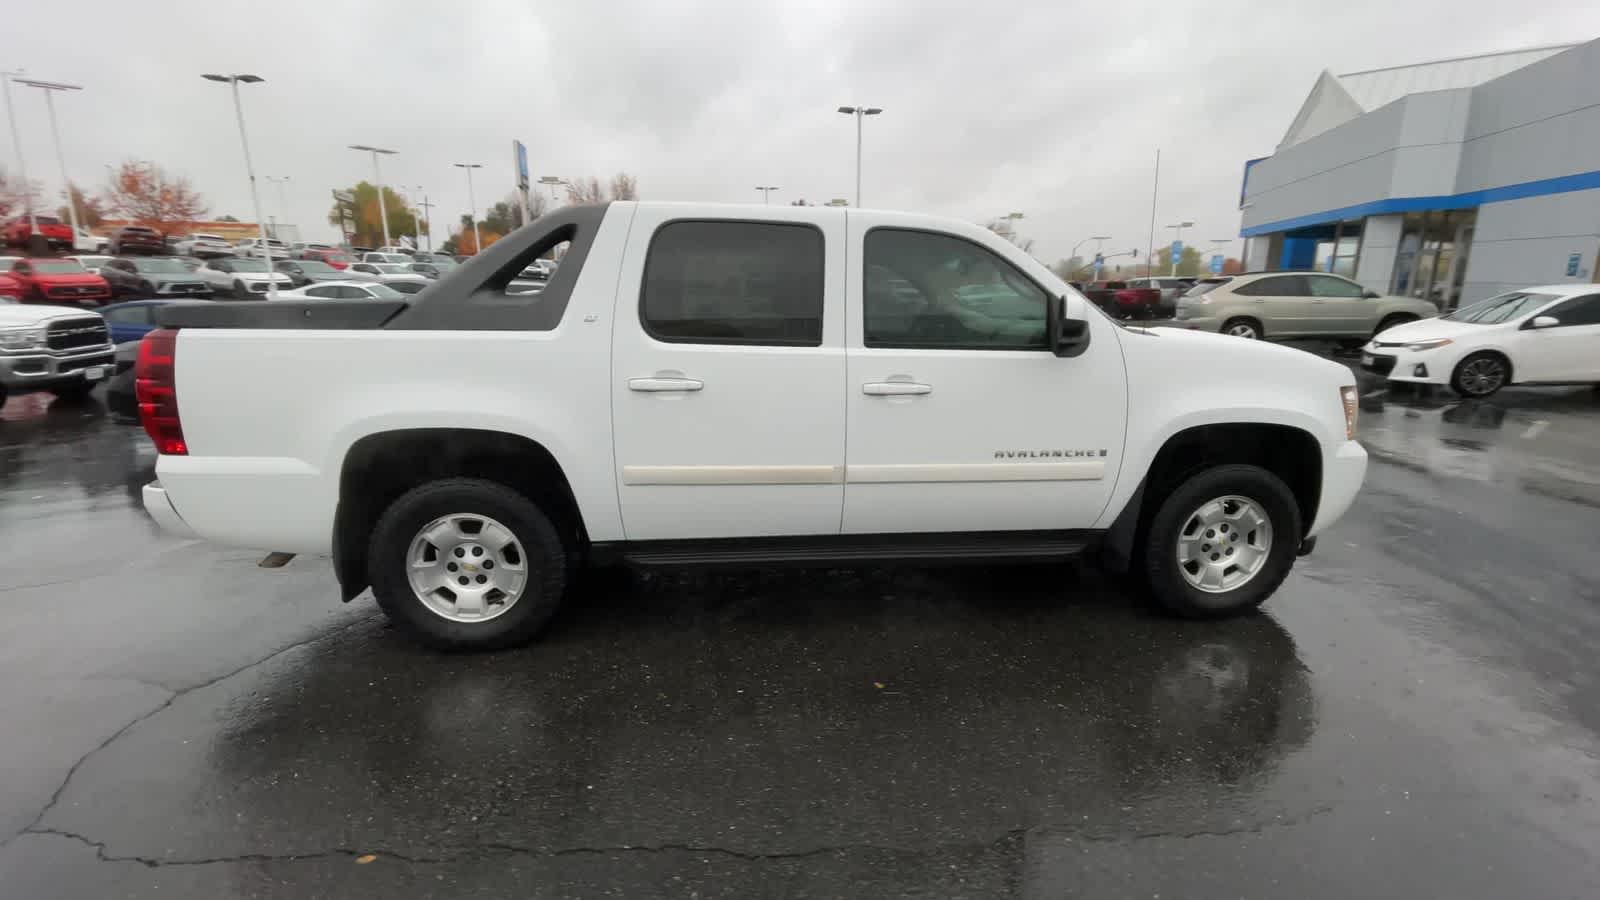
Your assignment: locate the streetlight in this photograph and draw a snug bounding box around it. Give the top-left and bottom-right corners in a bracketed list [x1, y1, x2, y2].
[755, 185, 779, 204]
[411, 185, 426, 251]
[1164, 220, 1194, 276]
[538, 175, 565, 205]
[417, 194, 435, 251]
[1071, 235, 1112, 279]
[836, 104, 882, 208]
[454, 163, 483, 254]
[202, 73, 277, 299]
[349, 144, 398, 251]
[2, 69, 37, 237]
[14, 78, 84, 248]
[264, 175, 290, 238]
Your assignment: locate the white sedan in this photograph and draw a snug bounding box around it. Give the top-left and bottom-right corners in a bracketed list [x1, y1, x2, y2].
[1361, 283, 1600, 397]
[196, 257, 295, 298]
[346, 262, 430, 289]
[271, 280, 409, 301]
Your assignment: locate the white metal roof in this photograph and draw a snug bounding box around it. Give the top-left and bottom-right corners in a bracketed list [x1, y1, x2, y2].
[1279, 42, 1582, 148]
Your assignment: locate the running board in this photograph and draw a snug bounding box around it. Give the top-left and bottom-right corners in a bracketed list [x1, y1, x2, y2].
[594, 530, 1101, 568]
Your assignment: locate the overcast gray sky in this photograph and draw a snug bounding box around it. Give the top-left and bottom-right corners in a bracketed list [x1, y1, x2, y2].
[5, 0, 1598, 262]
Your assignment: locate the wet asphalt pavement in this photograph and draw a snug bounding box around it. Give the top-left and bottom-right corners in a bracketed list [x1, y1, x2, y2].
[1, 356, 1599, 899]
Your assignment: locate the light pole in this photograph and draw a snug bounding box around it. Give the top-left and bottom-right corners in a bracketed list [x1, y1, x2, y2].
[1165, 220, 1194, 276]
[836, 105, 882, 208]
[203, 73, 276, 299]
[417, 195, 435, 251]
[454, 163, 483, 254]
[999, 211, 1025, 244]
[412, 185, 426, 251]
[264, 175, 290, 238]
[755, 185, 779, 204]
[349, 145, 397, 251]
[2, 69, 37, 235]
[14, 78, 84, 249]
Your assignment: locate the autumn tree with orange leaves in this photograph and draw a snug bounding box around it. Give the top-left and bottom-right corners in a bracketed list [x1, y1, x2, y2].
[103, 160, 207, 237]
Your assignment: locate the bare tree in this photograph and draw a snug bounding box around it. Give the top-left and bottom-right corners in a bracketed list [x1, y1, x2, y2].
[609, 172, 639, 201]
[565, 176, 605, 206]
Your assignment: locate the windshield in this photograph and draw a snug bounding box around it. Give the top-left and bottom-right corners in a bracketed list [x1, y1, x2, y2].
[1185, 278, 1231, 297]
[1442, 291, 1556, 324]
[229, 259, 269, 272]
[373, 264, 409, 274]
[367, 284, 404, 300]
[133, 258, 190, 274]
[34, 260, 86, 274]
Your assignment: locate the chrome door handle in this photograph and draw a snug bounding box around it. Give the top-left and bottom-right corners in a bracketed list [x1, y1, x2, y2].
[628, 377, 704, 392]
[862, 381, 932, 396]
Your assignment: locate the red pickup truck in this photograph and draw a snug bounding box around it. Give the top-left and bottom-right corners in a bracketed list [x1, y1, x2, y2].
[1073, 280, 1163, 320]
[3, 215, 75, 251]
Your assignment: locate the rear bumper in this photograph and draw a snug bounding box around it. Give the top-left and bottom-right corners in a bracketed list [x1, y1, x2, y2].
[142, 482, 197, 537]
[1308, 440, 1367, 536]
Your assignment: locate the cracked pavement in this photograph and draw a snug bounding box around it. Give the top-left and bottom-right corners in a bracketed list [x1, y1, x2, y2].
[2, 377, 1600, 898]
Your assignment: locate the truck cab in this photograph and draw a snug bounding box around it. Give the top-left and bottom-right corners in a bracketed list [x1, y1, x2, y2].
[140, 202, 1366, 650]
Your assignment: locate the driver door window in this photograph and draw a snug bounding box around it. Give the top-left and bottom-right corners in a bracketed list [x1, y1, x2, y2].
[863, 229, 1046, 350]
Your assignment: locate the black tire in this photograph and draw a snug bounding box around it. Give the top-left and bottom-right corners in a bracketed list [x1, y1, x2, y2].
[49, 380, 98, 402]
[1142, 464, 1302, 619]
[1451, 351, 1511, 398]
[1222, 317, 1263, 340]
[1374, 313, 1417, 337]
[368, 477, 569, 651]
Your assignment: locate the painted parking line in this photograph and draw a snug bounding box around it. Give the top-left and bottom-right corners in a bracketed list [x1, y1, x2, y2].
[1521, 420, 1550, 440]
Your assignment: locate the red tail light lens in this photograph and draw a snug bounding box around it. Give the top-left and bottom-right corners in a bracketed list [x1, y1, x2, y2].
[135, 328, 187, 455]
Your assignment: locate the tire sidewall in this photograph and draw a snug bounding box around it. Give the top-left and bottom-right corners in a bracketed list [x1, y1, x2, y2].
[1223, 318, 1260, 340]
[368, 478, 568, 651]
[1143, 464, 1302, 618]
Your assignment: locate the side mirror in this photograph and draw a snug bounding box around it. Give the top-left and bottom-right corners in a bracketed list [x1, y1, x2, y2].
[1363, 290, 1380, 299]
[1529, 315, 1560, 329]
[1047, 295, 1092, 358]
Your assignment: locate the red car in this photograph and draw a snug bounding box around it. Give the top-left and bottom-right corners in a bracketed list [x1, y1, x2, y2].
[0, 271, 22, 302]
[303, 247, 354, 270]
[1, 257, 112, 306]
[3, 215, 75, 250]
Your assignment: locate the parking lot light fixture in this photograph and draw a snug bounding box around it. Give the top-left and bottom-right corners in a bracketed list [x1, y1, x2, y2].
[203, 73, 276, 299]
[454, 163, 484, 254]
[13, 78, 84, 250]
[837, 105, 883, 208]
[755, 186, 779, 204]
[350, 145, 398, 251]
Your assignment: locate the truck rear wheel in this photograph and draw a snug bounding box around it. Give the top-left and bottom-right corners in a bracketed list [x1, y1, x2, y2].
[1141, 464, 1301, 618]
[367, 478, 568, 651]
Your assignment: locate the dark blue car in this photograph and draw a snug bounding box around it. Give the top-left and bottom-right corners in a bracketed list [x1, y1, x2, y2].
[98, 299, 214, 344]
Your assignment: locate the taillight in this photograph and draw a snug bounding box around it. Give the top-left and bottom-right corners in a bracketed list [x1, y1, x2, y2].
[136, 328, 187, 455]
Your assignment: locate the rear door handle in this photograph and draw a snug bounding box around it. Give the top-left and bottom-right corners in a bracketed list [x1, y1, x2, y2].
[628, 377, 704, 392]
[862, 381, 932, 396]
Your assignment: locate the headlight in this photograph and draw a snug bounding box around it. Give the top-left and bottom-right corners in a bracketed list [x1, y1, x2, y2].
[0, 326, 47, 350]
[1341, 386, 1359, 439]
[1403, 338, 1453, 352]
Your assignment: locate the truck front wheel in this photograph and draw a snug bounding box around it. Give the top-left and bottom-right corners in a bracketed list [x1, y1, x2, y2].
[1141, 464, 1301, 618]
[367, 477, 569, 651]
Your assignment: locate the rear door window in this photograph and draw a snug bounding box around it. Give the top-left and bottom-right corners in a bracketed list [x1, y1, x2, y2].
[640, 220, 824, 346]
[1236, 275, 1309, 297]
[1306, 275, 1364, 298]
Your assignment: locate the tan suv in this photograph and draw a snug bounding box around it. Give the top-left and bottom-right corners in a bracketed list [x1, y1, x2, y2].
[1173, 272, 1437, 342]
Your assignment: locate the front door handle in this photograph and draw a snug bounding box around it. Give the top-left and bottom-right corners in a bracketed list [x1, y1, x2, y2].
[628, 376, 704, 392]
[862, 381, 932, 396]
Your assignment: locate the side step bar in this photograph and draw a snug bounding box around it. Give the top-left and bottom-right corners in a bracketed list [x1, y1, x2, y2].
[593, 530, 1102, 568]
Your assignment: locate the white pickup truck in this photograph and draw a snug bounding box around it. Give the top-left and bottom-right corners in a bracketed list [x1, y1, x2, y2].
[138, 202, 1366, 650]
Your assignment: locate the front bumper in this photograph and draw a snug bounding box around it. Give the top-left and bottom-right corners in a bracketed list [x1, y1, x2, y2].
[142, 482, 197, 538]
[1309, 440, 1367, 537]
[0, 346, 116, 387]
[1359, 343, 1453, 385]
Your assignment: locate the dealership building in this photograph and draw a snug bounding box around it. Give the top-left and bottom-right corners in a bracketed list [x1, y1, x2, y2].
[1240, 39, 1600, 309]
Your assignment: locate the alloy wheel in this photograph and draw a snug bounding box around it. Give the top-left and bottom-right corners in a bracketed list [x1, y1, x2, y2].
[405, 512, 528, 622]
[1176, 495, 1273, 593]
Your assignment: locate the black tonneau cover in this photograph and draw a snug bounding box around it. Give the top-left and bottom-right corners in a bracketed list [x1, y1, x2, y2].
[153, 203, 609, 332]
[157, 300, 407, 330]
